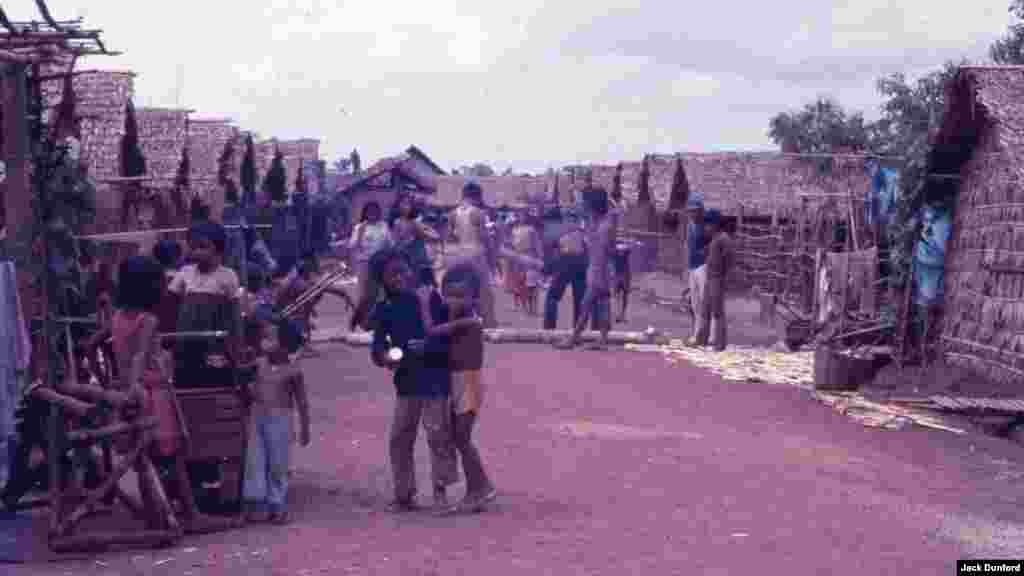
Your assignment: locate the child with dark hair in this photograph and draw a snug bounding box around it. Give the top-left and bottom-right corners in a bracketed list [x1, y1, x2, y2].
[390, 194, 440, 288]
[152, 240, 183, 340]
[369, 248, 457, 512]
[169, 221, 241, 387]
[242, 313, 311, 525]
[425, 263, 496, 514]
[113, 256, 234, 534]
[349, 201, 392, 330]
[698, 209, 733, 351]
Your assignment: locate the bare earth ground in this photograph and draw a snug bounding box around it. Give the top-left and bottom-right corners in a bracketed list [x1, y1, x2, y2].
[6, 274, 1024, 575]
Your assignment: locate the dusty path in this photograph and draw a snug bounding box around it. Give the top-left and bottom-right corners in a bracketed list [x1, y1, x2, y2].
[8, 281, 1024, 574]
[11, 337, 1024, 575]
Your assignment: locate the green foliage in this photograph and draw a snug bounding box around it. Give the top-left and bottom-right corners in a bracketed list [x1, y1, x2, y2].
[120, 99, 146, 178]
[768, 98, 873, 172]
[241, 134, 257, 205]
[217, 139, 239, 205]
[873, 63, 961, 289]
[460, 163, 496, 177]
[263, 148, 288, 204]
[295, 158, 308, 194]
[991, 0, 1024, 63]
[171, 145, 190, 220]
[350, 148, 361, 174]
[767, 62, 962, 290]
[637, 154, 651, 205]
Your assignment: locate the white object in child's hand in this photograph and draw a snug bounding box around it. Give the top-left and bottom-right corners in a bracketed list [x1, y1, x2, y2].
[388, 347, 403, 362]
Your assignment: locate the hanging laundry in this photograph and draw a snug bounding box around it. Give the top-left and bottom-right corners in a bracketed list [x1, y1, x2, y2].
[913, 205, 952, 306]
[0, 262, 31, 488]
[865, 163, 899, 231]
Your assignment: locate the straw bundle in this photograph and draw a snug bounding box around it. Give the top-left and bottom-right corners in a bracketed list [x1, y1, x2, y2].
[940, 68, 1024, 385]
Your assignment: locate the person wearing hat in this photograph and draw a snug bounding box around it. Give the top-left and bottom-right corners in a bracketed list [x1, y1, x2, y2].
[685, 193, 709, 345]
[699, 208, 733, 350]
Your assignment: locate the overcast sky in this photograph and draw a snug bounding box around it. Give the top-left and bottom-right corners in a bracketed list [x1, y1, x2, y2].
[6, 1, 1013, 173]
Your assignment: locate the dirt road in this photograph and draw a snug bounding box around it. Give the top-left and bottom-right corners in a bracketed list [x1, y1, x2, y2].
[8, 280, 1024, 574]
[11, 335, 1024, 575]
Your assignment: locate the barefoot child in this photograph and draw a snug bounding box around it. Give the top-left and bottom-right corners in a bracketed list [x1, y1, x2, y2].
[243, 315, 311, 524]
[423, 264, 496, 513]
[699, 209, 734, 351]
[112, 256, 234, 534]
[370, 248, 457, 512]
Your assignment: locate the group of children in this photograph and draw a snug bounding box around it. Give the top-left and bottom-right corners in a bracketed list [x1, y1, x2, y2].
[106, 221, 312, 530]
[369, 247, 496, 514]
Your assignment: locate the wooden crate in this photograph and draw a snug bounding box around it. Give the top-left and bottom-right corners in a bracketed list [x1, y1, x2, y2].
[176, 387, 248, 505]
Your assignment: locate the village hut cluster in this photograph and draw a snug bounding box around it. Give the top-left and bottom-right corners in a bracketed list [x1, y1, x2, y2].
[3, 0, 1024, 557]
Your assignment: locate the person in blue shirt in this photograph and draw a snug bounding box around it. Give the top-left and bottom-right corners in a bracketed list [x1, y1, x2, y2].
[685, 193, 709, 346]
[370, 248, 458, 512]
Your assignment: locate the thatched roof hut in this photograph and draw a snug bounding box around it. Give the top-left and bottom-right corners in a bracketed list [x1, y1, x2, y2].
[937, 66, 1024, 385]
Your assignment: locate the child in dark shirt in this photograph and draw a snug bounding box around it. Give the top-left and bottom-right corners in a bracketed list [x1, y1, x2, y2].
[699, 209, 734, 351]
[423, 263, 496, 514]
[370, 248, 457, 512]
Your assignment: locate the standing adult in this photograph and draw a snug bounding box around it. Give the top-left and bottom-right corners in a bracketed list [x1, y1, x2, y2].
[555, 187, 617, 350]
[445, 182, 497, 328]
[543, 209, 588, 330]
[349, 201, 392, 331]
[685, 193, 709, 346]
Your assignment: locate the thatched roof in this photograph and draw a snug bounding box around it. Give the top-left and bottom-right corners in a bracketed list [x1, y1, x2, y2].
[429, 175, 550, 208]
[938, 65, 1024, 386]
[335, 152, 438, 195]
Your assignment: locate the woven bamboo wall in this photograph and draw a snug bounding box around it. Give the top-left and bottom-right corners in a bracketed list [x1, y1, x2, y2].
[136, 108, 189, 186]
[570, 153, 869, 215]
[187, 119, 238, 221]
[942, 119, 1024, 384]
[41, 70, 135, 232]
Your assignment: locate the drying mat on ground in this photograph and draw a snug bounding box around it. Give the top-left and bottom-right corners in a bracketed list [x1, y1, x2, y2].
[625, 342, 814, 388]
[0, 514, 36, 564]
[813, 391, 967, 434]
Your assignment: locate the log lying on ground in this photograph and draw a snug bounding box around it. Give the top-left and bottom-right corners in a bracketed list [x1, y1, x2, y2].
[49, 529, 179, 553]
[333, 328, 661, 347]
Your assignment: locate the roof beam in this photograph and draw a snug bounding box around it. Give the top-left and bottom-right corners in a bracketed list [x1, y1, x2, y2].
[34, 0, 64, 32]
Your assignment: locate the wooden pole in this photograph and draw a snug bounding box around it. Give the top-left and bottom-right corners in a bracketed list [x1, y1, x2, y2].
[846, 166, 860, 252]
[3, 64, 31, 265]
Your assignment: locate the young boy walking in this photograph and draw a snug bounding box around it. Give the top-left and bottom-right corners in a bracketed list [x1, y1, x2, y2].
[423, 263, 497, 514]
[370, 249, 458, 512]
[698, 209, 734, 351]
[243, 317, 311, 525]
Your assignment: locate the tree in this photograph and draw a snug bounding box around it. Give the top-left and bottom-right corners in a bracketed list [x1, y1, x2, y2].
[768, 97, 873, 172]
[119, 99, 147, 224]
[611, 163, 623, 202]
[333, 156, 352, 175]
[667, 155, 690, 212]
[460, 163, 496, 178]
[873, 62, 962, 286]
[350, 148, 361, 174]
[241, 134, 257, 205]
[637, 155, 651, 205]
[171, 145, 190, 222]
[217, 138, 239, 205]
[991, 0, 1024, 63]
[295, 157, 308, 194]
[263, 147, 287, 204]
